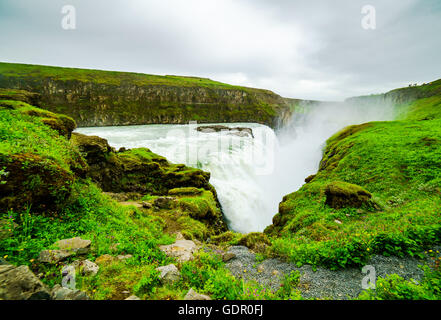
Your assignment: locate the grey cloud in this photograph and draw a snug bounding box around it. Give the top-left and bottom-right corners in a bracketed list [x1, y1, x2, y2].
[0, 0, 440, 101]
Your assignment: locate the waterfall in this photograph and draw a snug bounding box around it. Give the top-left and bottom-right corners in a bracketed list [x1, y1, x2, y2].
[76, 100, 395, 234]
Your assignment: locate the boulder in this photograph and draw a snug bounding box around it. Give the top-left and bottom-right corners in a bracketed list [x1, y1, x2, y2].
[38, 250, 74, 264]
[184, 288, 211, 300]
[51, 284, 90, 300]
[39, 237, 91, 264]
[68, 260, 100, 276]
[55, 237, 91, 254]
[154, 197, 176, 209]
[324, 181, 379, 210]
[156, 264, 181, 285]
[159, 240, 198, 263]
[0, 265, 51, 300]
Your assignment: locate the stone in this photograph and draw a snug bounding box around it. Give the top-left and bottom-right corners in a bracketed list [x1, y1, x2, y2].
[125, 295, 141, 300]
[51, 284, 90, 300]
[222, 252, 236, 262]
[156, 264, 181, 285]
[95, 254, 116, 265]
[142, 201, 152, 209]
[184, 288, 211, 300]
[117, 254, 133, 261]
[69, 260, 100, 276]
[324, 181, 379, 210]
[305, 174, 316, 184]
[154, 196, 176, 209]
[0, 265, 51, 300]
[159, 240, 198, 263]
[55, 237, 91, 254]
[38, 249, 73, 264]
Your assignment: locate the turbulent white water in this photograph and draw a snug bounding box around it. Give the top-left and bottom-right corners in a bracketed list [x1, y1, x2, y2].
[76, 100, 395, 234]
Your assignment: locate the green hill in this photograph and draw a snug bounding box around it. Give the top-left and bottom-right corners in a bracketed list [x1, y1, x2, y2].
[0, 62, 292, 128]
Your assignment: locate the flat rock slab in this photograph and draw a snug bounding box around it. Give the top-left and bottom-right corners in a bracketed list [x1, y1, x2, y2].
[159, 240, 198, 263]
[51, 284, 90, 300]
[0, 265, 51, 300]
[55, 237, 91, 252]
[38, 249, 74, 264]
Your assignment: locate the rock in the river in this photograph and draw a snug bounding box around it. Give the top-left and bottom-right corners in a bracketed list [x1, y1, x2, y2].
[159, 240, 198, 263]
[196, 125, 254, 138]
[51, 284, 90, 300]
[0, 265, 51, 300]
[184, 288, 211, 300]
[156, 264, 181, 285]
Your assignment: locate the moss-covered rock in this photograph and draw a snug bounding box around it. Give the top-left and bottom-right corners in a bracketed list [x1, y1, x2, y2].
[324, 181, 377, 210]
[238, 232, 271, 253]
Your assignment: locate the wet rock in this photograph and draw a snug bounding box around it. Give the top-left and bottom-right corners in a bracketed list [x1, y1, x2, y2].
[184, 288, 211, 301]
[51, 284, 90, 300]
[305, 174, 316, 184]
[196, 125, 254, 138]
[159, 240, 198, 263]
[0, 265, 51, 300]
[156, 264, 181, 285]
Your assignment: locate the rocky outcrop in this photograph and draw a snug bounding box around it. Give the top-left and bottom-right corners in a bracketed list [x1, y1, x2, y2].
[71, 132, 214, 195]
[0, 62, 293, 129]
[324, 181, 379, 210]
[196, 125, 254, 138]
[38, 237, 91, 264]
[0, 264, 51, 300]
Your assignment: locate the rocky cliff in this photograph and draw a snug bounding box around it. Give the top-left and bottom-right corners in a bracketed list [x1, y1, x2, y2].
[0, 62, 293, 128]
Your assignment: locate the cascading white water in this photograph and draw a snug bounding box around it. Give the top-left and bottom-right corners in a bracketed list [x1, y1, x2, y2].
[76, 99, 395, 234]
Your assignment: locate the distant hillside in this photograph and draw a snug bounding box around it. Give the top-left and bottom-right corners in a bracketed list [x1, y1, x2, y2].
[0, 62, 293, 128]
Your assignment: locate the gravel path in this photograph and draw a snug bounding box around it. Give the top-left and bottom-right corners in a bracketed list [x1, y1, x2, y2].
[224, 246, 441, 300]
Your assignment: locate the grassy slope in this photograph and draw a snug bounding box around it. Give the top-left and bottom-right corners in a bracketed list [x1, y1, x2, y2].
[267, 80, 441, 271]
[0, 62, 271, 94]
[0, 98, 299, 300]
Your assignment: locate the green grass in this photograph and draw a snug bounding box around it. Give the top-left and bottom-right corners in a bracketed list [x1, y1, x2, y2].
[267, 90, 441, 270]
[0, 62, 269, 93]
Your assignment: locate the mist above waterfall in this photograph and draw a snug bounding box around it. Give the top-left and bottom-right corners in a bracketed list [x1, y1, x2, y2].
[76, 98, 396, 234]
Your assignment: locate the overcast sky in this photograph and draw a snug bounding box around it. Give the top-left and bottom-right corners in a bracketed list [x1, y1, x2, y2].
[0, 0, 440, 101]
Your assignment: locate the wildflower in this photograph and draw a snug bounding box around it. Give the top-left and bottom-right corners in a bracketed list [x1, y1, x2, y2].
[3, 255, 8, 259]
[30, 259, 35, 263]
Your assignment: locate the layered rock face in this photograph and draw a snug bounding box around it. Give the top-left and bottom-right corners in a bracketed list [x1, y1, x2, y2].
[0, 62, 293, 128]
